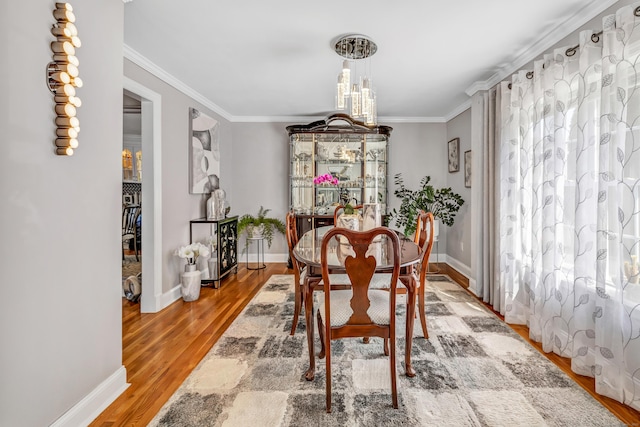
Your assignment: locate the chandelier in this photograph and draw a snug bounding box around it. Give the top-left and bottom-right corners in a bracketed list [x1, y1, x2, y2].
[334, 34, 377, 126]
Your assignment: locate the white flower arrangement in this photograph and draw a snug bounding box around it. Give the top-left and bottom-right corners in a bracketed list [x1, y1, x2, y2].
[175, 242, 210, 265]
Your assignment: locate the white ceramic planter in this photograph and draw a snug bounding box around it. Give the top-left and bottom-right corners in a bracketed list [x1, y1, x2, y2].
[181, 264, 202, 301]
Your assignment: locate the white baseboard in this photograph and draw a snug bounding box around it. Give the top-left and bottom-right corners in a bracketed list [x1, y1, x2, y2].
[160, 285, 182, 310]
[444, 255, 471, 279]
[467, 278, 479, 296]
[441, 255, 479, 295]
[241, 252, 288, 264]
[51, 366, 129, 427]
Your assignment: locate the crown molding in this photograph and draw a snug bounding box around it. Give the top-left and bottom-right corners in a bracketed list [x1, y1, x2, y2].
[465, 0, 619, 97]
[379, 116, 446, 124]
[123, 44, 233, 121]
[123, 45, 453, 124]
[444, 100, 472, 122]
[232, 115, 448, 124]
[231, 115, 326, 123]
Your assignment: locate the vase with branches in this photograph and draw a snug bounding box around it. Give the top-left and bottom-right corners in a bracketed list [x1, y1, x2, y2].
[388, 173, 464, 237]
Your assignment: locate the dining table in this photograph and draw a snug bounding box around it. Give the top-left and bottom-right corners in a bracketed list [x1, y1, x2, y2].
[292, 225, 422, 381]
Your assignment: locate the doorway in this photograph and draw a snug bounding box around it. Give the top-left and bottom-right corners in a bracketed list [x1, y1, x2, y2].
[122, 91, 142, 298]
[123, 77, 163, 313]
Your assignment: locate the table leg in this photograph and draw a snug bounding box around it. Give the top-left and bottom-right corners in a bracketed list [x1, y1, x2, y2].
[405, 277, 417, 378]
[303, 280, 316, 381]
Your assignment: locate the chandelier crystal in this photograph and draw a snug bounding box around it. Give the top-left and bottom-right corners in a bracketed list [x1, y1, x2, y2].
[334, 34, 377, 126]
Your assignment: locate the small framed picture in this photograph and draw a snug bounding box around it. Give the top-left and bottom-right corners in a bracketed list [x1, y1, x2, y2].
[464, 150, 472, 188]
[448, 138, 460, 173]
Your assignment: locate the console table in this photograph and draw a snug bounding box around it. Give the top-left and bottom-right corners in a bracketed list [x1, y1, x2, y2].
[189, 216, 238, 288]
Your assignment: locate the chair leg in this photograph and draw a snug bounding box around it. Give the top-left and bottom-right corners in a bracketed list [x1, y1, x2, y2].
[134, 234, 139, 262]
[325, 338, 332, 413]
[418, 282, 428, 339]
[317, 310, 326, 359]
[390, 332, 398, 409]
[384, 338, 389, 356]
[290, 282, 302, 335]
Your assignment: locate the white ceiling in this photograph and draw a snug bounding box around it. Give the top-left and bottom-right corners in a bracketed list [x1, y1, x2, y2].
[123, 0, 616, 122]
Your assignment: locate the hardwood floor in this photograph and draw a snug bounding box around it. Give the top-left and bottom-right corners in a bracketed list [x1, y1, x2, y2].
[91, 263, 289, 427]
[92, 263, 639, 426]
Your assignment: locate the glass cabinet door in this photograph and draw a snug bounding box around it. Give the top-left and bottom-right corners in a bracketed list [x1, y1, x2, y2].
[290, 135, 314, 214]
[363, 136, 387, 207]
[287, 114, 392, 216]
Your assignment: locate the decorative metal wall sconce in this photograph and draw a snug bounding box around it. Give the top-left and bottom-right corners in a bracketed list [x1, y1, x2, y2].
[47, 2, 82, 156]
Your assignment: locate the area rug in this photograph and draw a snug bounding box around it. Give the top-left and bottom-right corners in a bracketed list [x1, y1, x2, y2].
[122, 254, 141, 279]
[149, 274, 622, 426]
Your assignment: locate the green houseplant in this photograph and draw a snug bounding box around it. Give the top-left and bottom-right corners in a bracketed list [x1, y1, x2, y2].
[388, 173, 464, 237]
[343, 203, 356, 215]
[237, 206, 286, 249]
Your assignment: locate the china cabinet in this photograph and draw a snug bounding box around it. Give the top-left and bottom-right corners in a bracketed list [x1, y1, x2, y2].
[286, 114, 392, 236]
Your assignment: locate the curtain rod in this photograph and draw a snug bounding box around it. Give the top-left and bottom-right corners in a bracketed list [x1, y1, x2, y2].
[565, 31, 603, 57]
[507, 30, 602, 89]
[505, 5, 640, 90]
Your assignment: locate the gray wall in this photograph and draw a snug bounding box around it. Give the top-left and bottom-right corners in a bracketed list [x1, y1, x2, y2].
[228, 121, 449, 260]
[124, 59, 233, 294]
[0, 1, 124, 425]
[446, 109, 472, 269]
[230, 122, 290, 258]
[385, 122, 448, 254]
[225, 121, 448, 262]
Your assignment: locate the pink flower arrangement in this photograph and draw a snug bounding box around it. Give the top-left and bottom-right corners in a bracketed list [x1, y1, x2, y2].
[313, 173, 339, 186]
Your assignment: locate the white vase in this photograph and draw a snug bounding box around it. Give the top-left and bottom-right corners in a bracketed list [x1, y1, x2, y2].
[337, 214, 360, 244]
[361, 203, 381, 231]
[337, 214, 360, 231]
[181, 264, 201, 302]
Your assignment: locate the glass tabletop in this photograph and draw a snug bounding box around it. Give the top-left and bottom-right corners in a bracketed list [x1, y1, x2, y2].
[293, 226, 421, 270]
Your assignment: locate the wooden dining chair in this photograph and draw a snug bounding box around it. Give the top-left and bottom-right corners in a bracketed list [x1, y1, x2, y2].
[286, 211, 304, 335]
[368, 211, 434, 339]
[316, 226, 401, 412]
[332, 204, 363, 224]
[414, 210, 431, 246]
[413, 211, 435, 338]
[287, 211, 351, 335]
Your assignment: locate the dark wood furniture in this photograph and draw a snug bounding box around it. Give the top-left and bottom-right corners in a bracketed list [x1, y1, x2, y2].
[293, 225, 421, 380]
[294, 214, 334, 240]
[413, 211, 435, 338]
[316, 227, 401, 411]
[287, 114, 392, 244]
[285, 212, 307, 335]
[189, 216, 238, 288]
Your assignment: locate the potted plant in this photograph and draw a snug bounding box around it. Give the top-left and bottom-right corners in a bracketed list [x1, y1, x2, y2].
[336, 202, 360, 231]
[388, 173, 464, 237]
[237, 206, 286, 249]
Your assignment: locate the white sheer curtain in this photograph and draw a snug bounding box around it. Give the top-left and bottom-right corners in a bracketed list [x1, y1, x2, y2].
[498, 3, 640, 409]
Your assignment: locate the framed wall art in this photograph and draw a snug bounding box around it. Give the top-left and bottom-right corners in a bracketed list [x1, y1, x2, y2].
[189, 107, 220, 194]
[464, 150, 472, 188]
[448, 138, 459, 173]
